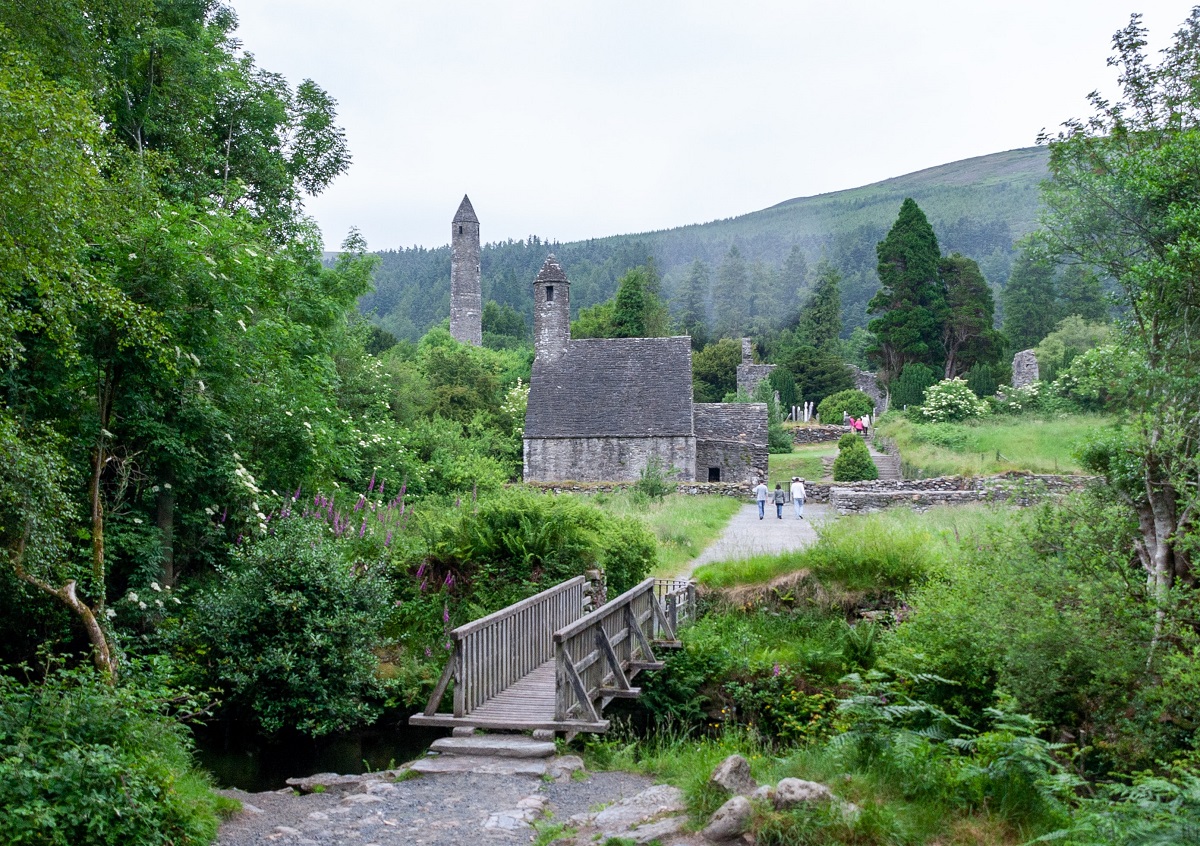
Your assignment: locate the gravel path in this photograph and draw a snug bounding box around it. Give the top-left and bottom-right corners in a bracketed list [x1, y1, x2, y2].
[682, 501, 829, 578]
[217, 769, 657, 846]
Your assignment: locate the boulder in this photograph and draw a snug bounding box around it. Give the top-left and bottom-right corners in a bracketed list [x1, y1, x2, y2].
[709, 754, 757, 796]
[572, 784, 686, 830]
[773, 777, 834, 808]
[702, 795, 752, 842]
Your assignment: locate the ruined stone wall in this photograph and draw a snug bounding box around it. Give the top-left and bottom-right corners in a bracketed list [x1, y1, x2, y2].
[736, 363, 775, 397]
[450, 219, 481, 346]
[523, 435, 696, 483]
[1012, 349, 1039, 388]
[848, 366, 886, 416]
[791, 424, 852, 444]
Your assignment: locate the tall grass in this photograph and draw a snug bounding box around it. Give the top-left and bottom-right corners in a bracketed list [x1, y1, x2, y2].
[589, 492, 741, 576]
[694, 505, 1009, 590]
[877, 414, 1109, 476]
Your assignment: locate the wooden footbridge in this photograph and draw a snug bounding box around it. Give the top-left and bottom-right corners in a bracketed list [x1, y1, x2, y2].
[409, 577, 696, 734]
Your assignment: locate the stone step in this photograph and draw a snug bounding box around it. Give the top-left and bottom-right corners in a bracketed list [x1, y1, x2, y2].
[429, 735, 557, 759]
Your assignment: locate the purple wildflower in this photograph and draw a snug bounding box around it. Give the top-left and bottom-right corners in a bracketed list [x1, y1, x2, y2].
[385, 531, 393, 547]
[359, 517, 367, 538]
[367, 470, 376, 493]
[293, 485, 302, 501]
[378, 480, 385, 497]
[443, 604, 449, 624]
[424, 646, 432, 658]
[419, 579, 427, 593]
[416, 562, 427, 578]
[772, 662, 781, 677]
[444, 573, 454, 588]
[220, 506, 227, 523]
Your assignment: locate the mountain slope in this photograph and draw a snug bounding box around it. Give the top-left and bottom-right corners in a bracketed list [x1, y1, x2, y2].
[362, 146, 1048, 342]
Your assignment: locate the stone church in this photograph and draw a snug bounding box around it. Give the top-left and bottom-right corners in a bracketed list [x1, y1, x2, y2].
[442, 199, 768, 484]
[521, 256, 768, 484]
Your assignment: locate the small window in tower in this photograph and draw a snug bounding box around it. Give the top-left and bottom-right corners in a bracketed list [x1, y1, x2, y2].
[458, 225, 463, 234]
[546, 286, 554, 302]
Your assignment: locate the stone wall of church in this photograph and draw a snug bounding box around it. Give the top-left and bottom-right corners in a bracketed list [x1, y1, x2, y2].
[523, 436, 696, 482]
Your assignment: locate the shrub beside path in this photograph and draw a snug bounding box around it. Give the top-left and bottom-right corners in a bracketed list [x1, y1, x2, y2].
[682, 500, 829, 578]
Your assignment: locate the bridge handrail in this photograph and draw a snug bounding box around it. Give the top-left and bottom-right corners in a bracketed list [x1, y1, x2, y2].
[553, 577, 680, 722]
[422, 575, 588, 718]
[451, 575, 587, 640]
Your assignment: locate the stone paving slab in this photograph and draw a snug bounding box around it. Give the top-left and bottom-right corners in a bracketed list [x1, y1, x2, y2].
[429, 736, 556, 758]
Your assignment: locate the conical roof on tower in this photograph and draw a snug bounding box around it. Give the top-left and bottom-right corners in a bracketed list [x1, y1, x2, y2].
[535, 254, 568, 283]
[452, 194, 479, 224]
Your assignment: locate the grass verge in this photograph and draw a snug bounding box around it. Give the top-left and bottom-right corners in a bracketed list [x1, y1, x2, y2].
[693, 505, 1009, 590]
[591, 492, 742, 577]
[877, 413, 1110, 476]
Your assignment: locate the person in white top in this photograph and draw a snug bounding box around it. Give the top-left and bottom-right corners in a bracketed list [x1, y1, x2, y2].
[754, 480, 769, 519]
[790, 477, 806, 519]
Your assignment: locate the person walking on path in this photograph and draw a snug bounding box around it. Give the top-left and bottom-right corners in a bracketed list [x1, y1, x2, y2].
[790, 477, 807, 519]
[772, 483, 786, 519]
[754, 480, 769, 519]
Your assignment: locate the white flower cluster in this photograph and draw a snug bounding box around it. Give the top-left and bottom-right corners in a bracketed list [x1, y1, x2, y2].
[921, 378, 989, 423]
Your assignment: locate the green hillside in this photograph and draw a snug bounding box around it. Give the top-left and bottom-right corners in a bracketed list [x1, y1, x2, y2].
[362, 146, 1048, 342]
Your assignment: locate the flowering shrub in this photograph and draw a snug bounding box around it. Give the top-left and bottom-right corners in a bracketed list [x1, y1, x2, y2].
[921, 379, 988, 423]
[992, 381, 1043, 415]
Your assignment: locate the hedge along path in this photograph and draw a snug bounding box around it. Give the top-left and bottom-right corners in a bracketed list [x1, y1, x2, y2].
[680, 500, 828, 579]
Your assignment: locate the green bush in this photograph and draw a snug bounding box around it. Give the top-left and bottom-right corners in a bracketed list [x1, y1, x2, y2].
[890, 362, 940, 409]
[0, 666, 224, 846]
[832, 434, 877, 481]
[179, 518, 390, 737]
[634, 457, 677, 501]
[817, 389, 874, 423]
[920, 378, 988, 423]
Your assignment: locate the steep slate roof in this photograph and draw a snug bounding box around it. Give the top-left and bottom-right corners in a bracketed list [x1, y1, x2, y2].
[525, 337, 695, 438]
[453, 195, 479, 224]
[694, 403, 769, 445]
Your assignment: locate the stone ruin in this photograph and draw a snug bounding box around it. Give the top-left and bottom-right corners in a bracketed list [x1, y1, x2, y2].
[848, 365, 887, 416]
[1011, 349, 1039, 388]
[735, 337, 775, 397]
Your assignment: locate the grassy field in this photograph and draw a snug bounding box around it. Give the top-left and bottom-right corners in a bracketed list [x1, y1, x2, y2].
[877, 413, 1110, 477]
[769, 443, 836, 486]
[693, 504, 1008, 589]
[591, 491, 741, 577]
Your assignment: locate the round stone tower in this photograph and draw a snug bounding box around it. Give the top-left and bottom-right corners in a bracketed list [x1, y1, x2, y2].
[533, 254, 570, 362]
[450, 195, 482, 346]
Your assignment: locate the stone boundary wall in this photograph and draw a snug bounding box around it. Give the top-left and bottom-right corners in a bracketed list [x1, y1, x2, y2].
[520, 472, 1096, 509]
[521, 481, 751, 498]
[791, 425, 852, 445]
[824, 473, 1097, 513]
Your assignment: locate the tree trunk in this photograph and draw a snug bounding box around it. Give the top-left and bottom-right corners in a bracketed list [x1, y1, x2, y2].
[157, 483, 175, 587]
[10, 535, 117, 684]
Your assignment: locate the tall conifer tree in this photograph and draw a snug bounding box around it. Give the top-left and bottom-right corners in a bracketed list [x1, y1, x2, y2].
[939, 253, 1002, 377]
[1002, 248, 1058, 350]
[714, 245, 749, 338]
[867, 198, 947, 381]
[676, 259, 711, 347]
[799, 259, 843, 349]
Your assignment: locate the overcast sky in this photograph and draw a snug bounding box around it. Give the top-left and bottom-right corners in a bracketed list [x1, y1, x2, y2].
[230, 1, 1191, 252]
